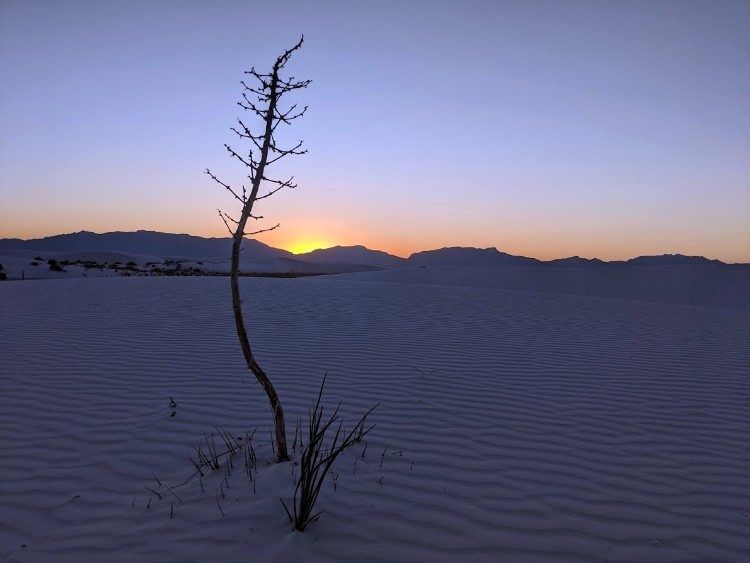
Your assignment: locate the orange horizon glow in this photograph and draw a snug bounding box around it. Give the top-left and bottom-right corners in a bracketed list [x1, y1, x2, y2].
[1, 219, 748, 263]
[2, 3, 749, 266]
[284, 237, 334, 255]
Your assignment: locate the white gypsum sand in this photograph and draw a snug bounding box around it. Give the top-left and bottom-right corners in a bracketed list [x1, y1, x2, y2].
[1, 272, 748, 560]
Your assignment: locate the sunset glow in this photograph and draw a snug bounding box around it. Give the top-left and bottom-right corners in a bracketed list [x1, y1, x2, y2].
[286, 238, 332, 255]
[0, 2, 748, 262]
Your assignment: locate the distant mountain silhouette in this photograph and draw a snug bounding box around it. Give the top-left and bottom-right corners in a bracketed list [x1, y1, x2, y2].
[0, 231, 734, 268]
[296, 245, 407, 268]
[622, 254, 724, 266]
[546, 254, 724, 267]
[0, 230, 289, 260]
[406, 247, 730, 267]
[545, 256, 608, 267]
[407, 247, 541, 267]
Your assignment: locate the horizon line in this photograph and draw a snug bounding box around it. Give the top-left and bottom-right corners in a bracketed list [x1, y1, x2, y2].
[1, 228, 745, 265]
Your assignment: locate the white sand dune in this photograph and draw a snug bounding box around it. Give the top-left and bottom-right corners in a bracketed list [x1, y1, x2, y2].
[1, 273, 748, 560]
[191, 256, 382, 274]
[342, 264, 750, 309]
[0, 251, 156, 280]
[0, 252, 379, 280]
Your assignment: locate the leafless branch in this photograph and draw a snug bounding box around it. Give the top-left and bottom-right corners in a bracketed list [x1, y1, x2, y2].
[267, 140, 306, 164]
[246, 222, 280, 236]
[275, 103, 308, 124]
[223, 144, 257, 169]
[217, 209, 233, 236]
[256, 175, 297, 200]
[231, 119, 264, 151]
[274, 35, 305, 71]
[238, 93, 267, 118]
[206, 169, 244, 203]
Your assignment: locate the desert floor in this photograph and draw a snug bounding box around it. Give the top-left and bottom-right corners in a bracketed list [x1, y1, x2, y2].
[1, 270, 748, 561]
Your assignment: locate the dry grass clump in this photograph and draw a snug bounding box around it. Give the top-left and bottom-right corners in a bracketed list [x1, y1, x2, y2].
[281, 376, 377, 531]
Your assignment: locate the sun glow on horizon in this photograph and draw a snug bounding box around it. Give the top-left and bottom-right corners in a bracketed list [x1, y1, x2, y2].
[286, 238, 333, 255]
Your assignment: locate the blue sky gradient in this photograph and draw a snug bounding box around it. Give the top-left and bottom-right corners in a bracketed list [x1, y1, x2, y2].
[1, 0, 748, 260]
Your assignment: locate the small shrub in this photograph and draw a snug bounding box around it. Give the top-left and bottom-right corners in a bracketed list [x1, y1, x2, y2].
[30, 261, 39, 266]
[48, 259, 65, 272]
[281, 376, 377, 531]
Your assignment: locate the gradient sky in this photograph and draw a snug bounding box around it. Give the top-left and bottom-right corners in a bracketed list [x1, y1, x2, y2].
[1, 0, 748, 261]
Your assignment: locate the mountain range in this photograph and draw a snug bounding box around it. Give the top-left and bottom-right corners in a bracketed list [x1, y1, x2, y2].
[0, 230, 733, 270]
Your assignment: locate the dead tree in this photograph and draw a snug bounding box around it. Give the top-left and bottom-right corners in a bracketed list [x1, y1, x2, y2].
[206, 37, 310, 463]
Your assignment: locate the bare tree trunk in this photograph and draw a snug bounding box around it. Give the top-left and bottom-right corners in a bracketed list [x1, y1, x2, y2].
[230, 234, 288, 461]
[208, 37, 309, 464]
[229, 66, 289, 462]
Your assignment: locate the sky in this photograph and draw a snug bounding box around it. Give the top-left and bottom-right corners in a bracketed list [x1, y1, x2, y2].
[1, 0, 748, 261]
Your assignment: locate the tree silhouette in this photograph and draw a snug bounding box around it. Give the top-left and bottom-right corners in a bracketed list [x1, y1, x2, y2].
[206, 37, 310, 462]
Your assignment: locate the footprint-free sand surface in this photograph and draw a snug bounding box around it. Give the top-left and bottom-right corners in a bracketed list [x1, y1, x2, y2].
[1, 272, 748, 560]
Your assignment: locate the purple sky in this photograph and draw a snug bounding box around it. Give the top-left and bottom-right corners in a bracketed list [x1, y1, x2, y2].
[1, 0, 748, 260]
